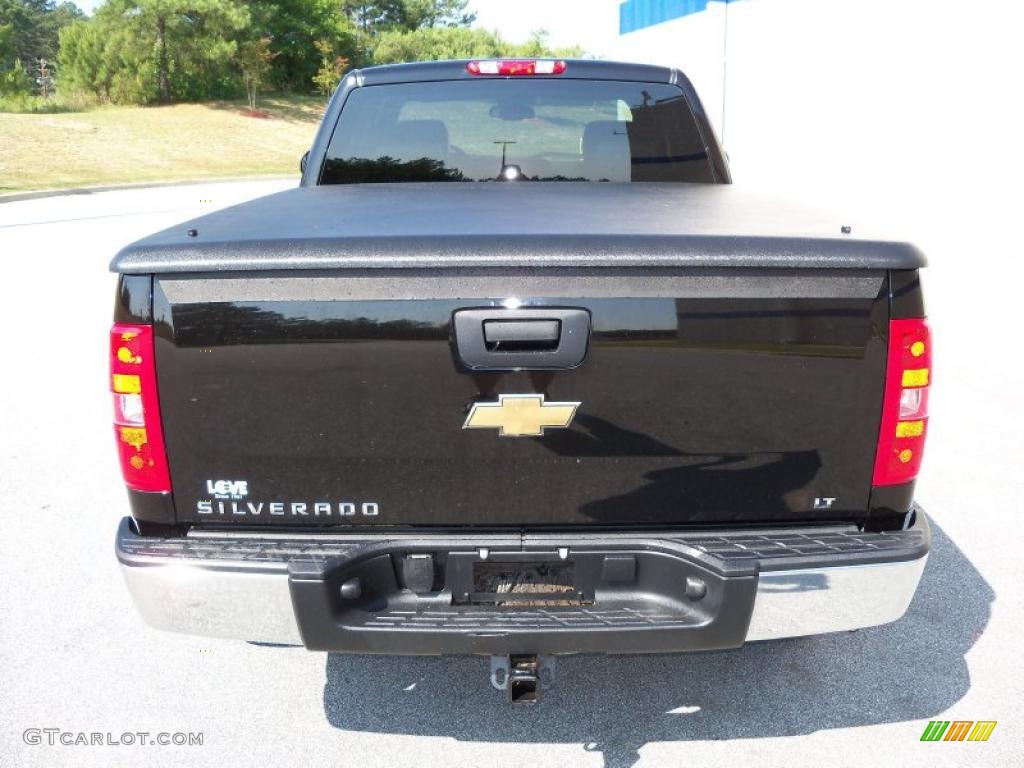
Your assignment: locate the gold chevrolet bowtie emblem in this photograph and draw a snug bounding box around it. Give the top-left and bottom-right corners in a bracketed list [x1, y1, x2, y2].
[463, 394, 580, 437]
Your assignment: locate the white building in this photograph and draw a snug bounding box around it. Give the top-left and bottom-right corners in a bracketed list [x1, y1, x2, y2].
[605, 0, 1021, 236]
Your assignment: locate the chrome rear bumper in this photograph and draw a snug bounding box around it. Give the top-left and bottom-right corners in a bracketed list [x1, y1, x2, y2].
[745, 555, 927, 641]
[117, 510, 929, 651]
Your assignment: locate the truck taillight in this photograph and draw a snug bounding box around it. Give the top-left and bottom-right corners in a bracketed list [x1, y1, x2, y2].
[110, 323, 171, 493]
[466, 60, 567, 76]
[873, 318, 931, 486]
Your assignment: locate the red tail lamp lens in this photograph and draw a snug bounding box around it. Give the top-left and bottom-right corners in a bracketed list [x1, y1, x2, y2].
[873, 318, 931, 486]
[110, 324, 171, 493]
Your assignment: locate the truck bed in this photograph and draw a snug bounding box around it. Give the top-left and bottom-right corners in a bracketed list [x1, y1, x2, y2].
[110, 183, 926, 273]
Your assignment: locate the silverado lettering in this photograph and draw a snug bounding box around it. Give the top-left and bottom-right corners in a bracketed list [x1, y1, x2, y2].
[196, 501, 379, 516]
[110, 59, 931, 704]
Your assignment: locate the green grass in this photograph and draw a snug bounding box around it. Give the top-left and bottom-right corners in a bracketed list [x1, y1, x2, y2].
[0, 95, 325, 194]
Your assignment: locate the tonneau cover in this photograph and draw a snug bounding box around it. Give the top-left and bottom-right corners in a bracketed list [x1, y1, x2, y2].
[111, 183, 925, 274]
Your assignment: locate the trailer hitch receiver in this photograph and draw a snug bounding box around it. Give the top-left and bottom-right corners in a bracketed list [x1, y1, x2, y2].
[490, 654, 555, 704]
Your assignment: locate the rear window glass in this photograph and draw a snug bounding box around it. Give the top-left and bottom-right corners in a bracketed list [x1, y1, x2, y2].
[320, 80, 714, 184]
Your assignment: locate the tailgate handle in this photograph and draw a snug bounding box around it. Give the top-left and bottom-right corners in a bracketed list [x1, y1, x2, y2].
[453, 308, 591, 371]
[484, 320, 560, 351]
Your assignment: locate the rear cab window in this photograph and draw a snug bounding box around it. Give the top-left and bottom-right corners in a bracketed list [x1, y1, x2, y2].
[320, 79, 715, 184]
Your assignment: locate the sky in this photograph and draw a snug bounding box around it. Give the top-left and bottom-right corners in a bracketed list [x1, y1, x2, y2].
[68, 0, 621, 57]
[469, 0, 619, 56]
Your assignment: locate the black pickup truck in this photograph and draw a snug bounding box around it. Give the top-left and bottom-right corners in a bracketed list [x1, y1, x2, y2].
[111, 59, 931, 702]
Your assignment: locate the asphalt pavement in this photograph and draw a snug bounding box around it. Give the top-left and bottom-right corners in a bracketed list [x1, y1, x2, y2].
[0, 179, 1020, 767]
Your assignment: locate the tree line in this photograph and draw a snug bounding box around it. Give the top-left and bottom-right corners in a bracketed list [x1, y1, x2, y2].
[0, 0, 584, 107]
[0, 0, 81, 97]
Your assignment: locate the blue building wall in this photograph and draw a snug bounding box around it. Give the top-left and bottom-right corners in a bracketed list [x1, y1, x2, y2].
[619, 0, 730, 34]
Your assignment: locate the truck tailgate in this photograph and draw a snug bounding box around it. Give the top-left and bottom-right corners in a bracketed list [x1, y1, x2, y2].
[152, 267, 889, 528]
